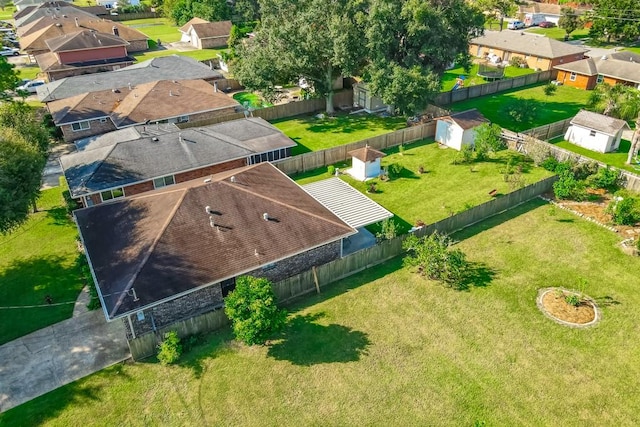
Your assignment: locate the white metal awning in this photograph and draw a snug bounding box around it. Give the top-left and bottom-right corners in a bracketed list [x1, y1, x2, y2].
[303, 178, 393, 229]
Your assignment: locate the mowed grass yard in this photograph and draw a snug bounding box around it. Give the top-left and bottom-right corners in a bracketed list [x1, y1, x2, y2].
[294, 140, 553, 233]
[5, 199, 640, 425]
[551, 137, 640, 173]
[272, 113, 406, 155]
[122, 18, 182, 44]
[451, 83, 591, 132]
[441, 64, 535, 91]
[0, 185, 85, 345]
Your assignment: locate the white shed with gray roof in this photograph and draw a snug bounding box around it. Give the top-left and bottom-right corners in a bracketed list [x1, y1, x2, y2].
[564, 110, 630, 153]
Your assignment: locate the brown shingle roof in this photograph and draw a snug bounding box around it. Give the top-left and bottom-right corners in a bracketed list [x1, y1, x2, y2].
[74, 162, 355, 319]
[554, 57, 640, 84]
[348, 146, 386, 162]
[471, 31, 586, 60]
[178, 17, 209, 33]
[190, 20, 232, 39]
[45, 29, 128, 52]
[570, 110, 629, 136]
[48, 79, 240, 127]
[447, 109, 488, 130]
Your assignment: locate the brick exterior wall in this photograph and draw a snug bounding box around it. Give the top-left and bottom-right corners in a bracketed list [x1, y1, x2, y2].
[60, 118, 116, 142]
[126, 39, 149, 52]
[174, 158, 246, 183]
[556, 70, 596, 90]
[122, 239, 342, 339]
[123, 180, 155, 197]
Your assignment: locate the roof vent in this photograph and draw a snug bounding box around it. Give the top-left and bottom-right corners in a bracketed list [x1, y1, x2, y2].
[128, 82, 132, 90]
[254, 249, 259, 257]
[55, 23, 61, 27]
[152, 137, 159, 142]
[204, 178, 212, 183]
[601, 55, 608, 60]
[169, 90, 174, 96]
[209, 215, 215, 228]
[263, 212, 269, 221]
[230, 175, 236, 183]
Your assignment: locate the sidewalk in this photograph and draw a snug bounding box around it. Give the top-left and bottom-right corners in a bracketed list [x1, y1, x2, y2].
[0, 310, 130, 412]
[41, 143, 75, 190]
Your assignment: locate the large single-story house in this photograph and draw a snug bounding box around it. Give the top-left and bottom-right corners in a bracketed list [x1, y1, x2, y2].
[469, 31, 586, 71]
[47, 79, 240, 141]
[19, 16, 149, 56]
[179, 18, 232, 49]
[60, 117, 296, 207]
[37, 55, 223, 102]
[564, 110, 630, 153]
[34, 29, 135, 80]
[74, 162, 357, 342]
[435, 109, 489, 151]
[553, 52, 640, 90]
[15, 2, 97, 28]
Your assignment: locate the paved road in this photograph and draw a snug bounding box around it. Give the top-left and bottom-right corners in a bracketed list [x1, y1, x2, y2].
[0, 310, 130, 412]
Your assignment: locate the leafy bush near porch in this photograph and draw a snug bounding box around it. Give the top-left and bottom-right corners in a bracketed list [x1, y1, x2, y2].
[224, 276, 287, 345]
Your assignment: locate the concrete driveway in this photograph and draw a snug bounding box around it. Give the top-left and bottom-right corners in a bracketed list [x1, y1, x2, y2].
[0, 310, 130, 412]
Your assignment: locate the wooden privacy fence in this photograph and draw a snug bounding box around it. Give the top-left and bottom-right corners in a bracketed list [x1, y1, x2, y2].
[434, 70, 553, 106]
[178, 90, 354, 129]
[126, 174, 556, 360]
[522, 118, 572, 141]
[274, 121, 437, 175]
[109, 12, 159, 21]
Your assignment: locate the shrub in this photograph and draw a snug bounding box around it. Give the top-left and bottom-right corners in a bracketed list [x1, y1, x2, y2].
[502, 100, 537, 124]
[525, 138, 552, 166]
[541, 156, 559, 172]
[572, 161, 599, 181]
[376, 218, 398, 241]
[553, 169, 587, 200]
[543, 83, 557, 97]
[606, 195, 640, 225]
[224, 276, 287, 345]
[454, 144, 475, 164]
[474, 123, 506, 159]
[387, 163, 403, 179]
[327, 165, 335, 176]
[565, 294, 580, 307]
[403, 232, 469, 288]
[588, 166, 621, 192]
[367, 182, 378, 193]
[157, 331, 182, 365]
[398, 144, 405, 155]
[509, 56, 527, 68]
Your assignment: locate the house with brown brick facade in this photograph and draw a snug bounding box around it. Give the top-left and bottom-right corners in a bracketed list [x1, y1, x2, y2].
[60, 117, 296, 207]
[553, 52, 640, 90]
[47, 79, 240, 141]
[469, 31, 586, 71]
[179, 18, 232, 49]
[74, 162, 356, 341]
[37, 55, 223, 102]
[34, 29, 135, 81]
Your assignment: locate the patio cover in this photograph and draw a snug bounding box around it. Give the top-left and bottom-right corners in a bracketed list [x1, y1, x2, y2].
[303, 178, 393, 229]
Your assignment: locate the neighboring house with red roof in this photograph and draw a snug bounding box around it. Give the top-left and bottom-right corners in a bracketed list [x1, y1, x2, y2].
[35, 29, 135, 80]
[47, 79, 241, 141]
[74, 162, 356, 346]
[59, 117, 296, 207]
[469, 31, 586, 71]
[179, 18, 232, 49]
[553, 52, 640, 90]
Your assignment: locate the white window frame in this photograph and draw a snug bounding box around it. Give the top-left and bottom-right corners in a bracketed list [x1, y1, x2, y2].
[589, 130, 596, 137]
[100, 187, 125, 202]
[569, 72, 577, 82]
[152, 175, 175, 189]
[71, 121, 91, 132]
[596, 74, 604, 84]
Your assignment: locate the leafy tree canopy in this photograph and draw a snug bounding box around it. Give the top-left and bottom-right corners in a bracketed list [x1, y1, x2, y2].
[165, 0, 231, 26]
[224, 276, 287, 345]
[0, 128, 47, 234]
[364, 0, 484, 115]
[586, 83, 640, 121]
[0, 101, 50, 154]
[0, 56, 20, 101]
[476, 0, 519, 31]
[587, 0, 640, 42]
[558, 7, 581, 36]
[233, 0, 367, 113]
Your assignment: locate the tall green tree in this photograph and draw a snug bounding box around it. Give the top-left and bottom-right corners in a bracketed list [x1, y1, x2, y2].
[0, 101, 50, 154]
[233, 0, 367, 113]
[364, 0, 484, 115]
[166, 0, 231, 26]
[0, 56, 20, 101]
[0, 128, 47, 234]
[558, 7, 581, 36]
[477, 0, 518, 31]
[233, 0, 260, 23]
[627, 115, 640, 165]
[587, 83, 640, 121]
[588, 0, 640, 42]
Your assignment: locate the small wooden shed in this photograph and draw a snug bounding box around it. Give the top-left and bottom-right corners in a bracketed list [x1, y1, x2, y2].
[435, 109, 488, 151]
[564, 110, 630, 153]
[347, 145, 386, 181]
[353, 82, 388, 113]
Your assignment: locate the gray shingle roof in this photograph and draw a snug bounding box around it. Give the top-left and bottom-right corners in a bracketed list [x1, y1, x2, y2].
[16, 4, 96, 27]
[61, 117, 296, 197]
[570, 110, 630, 136]
[554, 56, 640, 84]
[37, 55, 223, 102]
[471, 31, 586, 59]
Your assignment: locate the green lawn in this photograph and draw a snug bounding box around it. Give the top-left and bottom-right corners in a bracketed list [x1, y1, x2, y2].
[441, 64, 535, 91]
[130, 47, 226, 62]
[233, 91, 272, 109]
[0, 184, 85, 345]
[450, 83, 592, 132]
[17, 66, 42, 81]
[550, 137, 640, 173]
[272, 113, 406, 155]
[293, 140, 553, 233]
[121, 18, 181, 44]
[0, 5, 16, 21]
[525, 26, 590, 41]
[5, 199, 640, 425]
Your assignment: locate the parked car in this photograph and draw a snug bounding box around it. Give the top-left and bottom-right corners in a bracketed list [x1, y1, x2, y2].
[0, 46, 20, 56]
[507, 20, 525, 30]
[17, 79, 45, 93]
[538, 21, 556, 28]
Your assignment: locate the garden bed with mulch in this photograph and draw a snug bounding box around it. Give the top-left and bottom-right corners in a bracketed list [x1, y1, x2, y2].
[537, 288, 600, 328]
